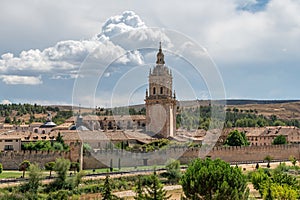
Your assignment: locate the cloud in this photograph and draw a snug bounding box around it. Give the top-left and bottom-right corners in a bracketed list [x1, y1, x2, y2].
[1, 99, 12, 105]
[0, 11, 148, 85]
[0, 75, 42, 85]
[191, 0, 300, 66]
[96, 11, 146, 41]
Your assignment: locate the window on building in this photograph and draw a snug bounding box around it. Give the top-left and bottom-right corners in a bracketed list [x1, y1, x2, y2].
[153, 87, 156, 95]
[160, 87, 163, 94]
[4, 140, 13, 142]
[4, 145, 13, 151]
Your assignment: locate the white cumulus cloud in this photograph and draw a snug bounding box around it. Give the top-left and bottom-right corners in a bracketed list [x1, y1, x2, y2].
[0, 75, 42, 85]
[0, 11, 150, 83]
[97, 11, 146, 41]
[1, 99, 12, 104]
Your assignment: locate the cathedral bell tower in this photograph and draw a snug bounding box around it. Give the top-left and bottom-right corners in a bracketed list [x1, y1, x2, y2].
[145, 43, 176, 138]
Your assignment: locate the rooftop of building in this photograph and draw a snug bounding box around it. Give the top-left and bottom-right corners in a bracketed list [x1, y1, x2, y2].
[223, 126, 300, 137]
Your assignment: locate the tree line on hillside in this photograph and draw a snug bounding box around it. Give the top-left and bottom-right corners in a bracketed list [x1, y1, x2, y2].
[1, 103, 73, 125]
[177, 106, 300, 130]
[3, 103, 299, 129]
[0, 103, 59, 117]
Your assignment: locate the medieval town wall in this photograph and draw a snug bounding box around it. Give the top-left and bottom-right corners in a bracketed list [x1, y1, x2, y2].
[0, 150, 70, 170]
[0, 142, 82, 170]
[82, 144, 300, 169]
[207, 144, 300, 163]
[0, 144, 299, 170]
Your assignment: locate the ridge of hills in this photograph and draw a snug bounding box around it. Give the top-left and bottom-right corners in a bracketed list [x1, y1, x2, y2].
[1, 99, 299, 124]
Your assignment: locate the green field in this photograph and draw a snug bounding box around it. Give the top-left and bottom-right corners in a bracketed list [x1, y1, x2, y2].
[0, 170, 54, 179]
[0, 171, 23, 179]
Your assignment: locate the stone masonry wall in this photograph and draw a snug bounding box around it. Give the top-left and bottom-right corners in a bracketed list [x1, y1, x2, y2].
[1, 144, 299, 170]
[83, 144, 300, 169]
[207, 144, 300, 163]
[0, 151, 71, 170]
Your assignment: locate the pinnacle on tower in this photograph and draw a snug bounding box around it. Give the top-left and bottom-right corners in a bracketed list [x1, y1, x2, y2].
[156, 42, 165, 65]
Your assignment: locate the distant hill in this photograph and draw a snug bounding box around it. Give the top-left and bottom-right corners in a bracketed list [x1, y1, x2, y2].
[177, 99, 300, 106]
[222, 99, 300, 105]
[2, 99, 299, 124]
[177, 99, 300, 120]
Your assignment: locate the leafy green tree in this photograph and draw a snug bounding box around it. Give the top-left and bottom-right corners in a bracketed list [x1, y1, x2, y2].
[181, 158, 249, 200]
[262, 180, 274, 200]
[134, 176, 145, 200]
[144, 171, 170, 200]
[25, 163, 42, 194]
[255, 163, 259, 170]
[250, 168, 269, 192]
[19, 160, 30, 178]
[224, 130, 249, 146]
[264, 155, 272, 168]
[102, 174, 119, 200]
[45, 162, 55, 177]
[34, 140, 51, 150]
[53, 158, 70, 189]
[250, 164, 299, 198]
[272, 135, 287, 145]
[47, 190, 69, 200]
[55, 132, 69, 150]
[270, 183, 298, 200]
[52, 142, 64, 151]
[70, 162, 80, 174]
[273, 120, 286, 126]
[164, 159, 181, 184]
[83, 143, 92, 153]
[74, 170, 85, 188]
[289, 155, 297, 167]
[4, 116, 11, 124]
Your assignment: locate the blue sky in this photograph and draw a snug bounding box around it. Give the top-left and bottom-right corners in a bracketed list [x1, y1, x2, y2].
[0, 0, 300, 106]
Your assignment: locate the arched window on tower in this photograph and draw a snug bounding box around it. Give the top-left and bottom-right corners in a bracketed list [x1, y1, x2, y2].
[160, 87, 163, 94]
[153, 87, 156, 95]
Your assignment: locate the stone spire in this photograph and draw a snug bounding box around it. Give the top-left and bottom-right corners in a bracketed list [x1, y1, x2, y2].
[156, 42, 165, 65]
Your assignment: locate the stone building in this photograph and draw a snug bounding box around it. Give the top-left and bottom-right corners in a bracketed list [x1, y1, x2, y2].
[0, 135, 21, 151]
[221, 126, 300, 146]
[145, 43, 176, 138]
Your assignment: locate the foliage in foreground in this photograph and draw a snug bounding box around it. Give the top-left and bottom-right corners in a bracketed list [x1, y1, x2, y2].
[181, 158, 249, 200]
[250, 163, 300, 200]
[101, 174, 120, 200]
[162, 159, 182, 184]
[133, 171, 170, 200]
